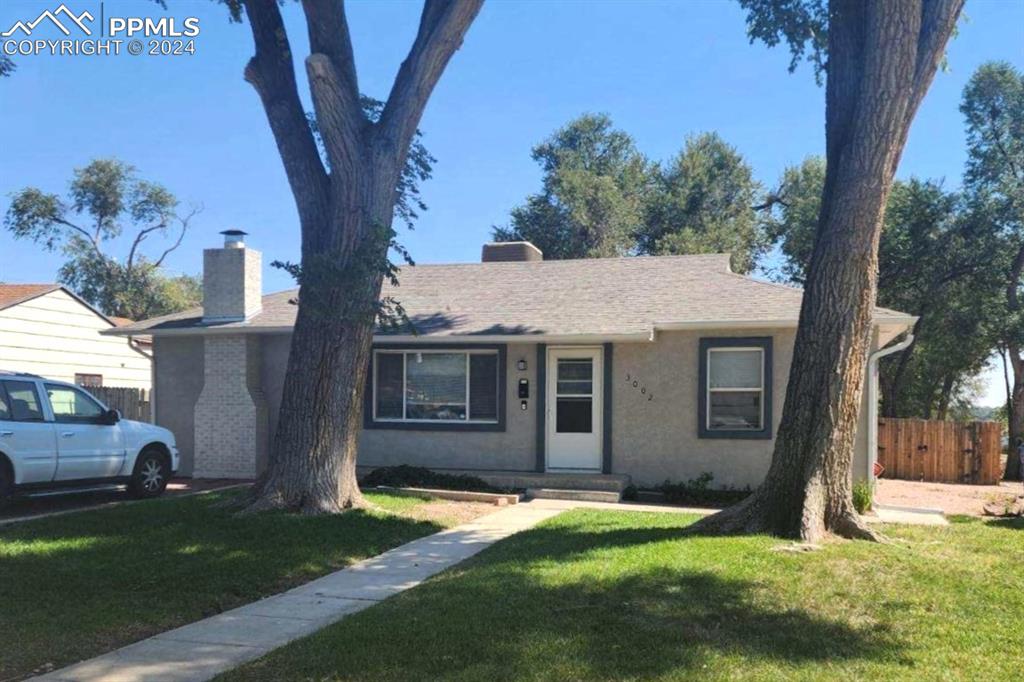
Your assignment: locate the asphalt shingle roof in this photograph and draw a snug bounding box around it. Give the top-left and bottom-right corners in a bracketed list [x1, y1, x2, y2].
[108, 254, 913, 338]
[0, 284, 61, 311]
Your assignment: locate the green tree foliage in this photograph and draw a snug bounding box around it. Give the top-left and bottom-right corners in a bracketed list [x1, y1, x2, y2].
[961, 61, 1024, 478]
[640, 133, 765, 273]
[495, 116, 765, 272]
[767, 159, 1000, 418]
[493, 114, 648, 259]
[4, 158, 201, 320]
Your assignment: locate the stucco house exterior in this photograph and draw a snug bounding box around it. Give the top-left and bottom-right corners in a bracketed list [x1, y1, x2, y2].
[0, 284, 151, 389]
[106, 234, 915, 489]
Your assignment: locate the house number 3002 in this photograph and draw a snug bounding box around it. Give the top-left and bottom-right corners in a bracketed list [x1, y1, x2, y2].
[625, 373, 654, 402]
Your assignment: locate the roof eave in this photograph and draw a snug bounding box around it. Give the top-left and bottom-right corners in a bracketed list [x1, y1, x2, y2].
[102, 314, 918, 341]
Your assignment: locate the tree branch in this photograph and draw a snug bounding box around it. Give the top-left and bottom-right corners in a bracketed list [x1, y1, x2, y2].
[53, 216, 104, 258]
[301, 0, 361, 111]
[126, 220, 168, 271]
[306, 54, 365, 176]
[376, 0, 483, 159]
[242, 0, 329, 226]
[909, 0, 965, 113]
[152, 205, 200, 269]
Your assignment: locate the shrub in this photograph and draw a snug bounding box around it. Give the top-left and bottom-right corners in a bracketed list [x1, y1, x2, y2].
[655, 472, 751, 507]
[852, 480, 873, 514]
[621, 484, 638, 501]
[361, 465, 505, 493]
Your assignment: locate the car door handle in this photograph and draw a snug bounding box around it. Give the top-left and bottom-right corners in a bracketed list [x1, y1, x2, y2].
[61, 431, 75, 438]
[0, 430, 12, 437]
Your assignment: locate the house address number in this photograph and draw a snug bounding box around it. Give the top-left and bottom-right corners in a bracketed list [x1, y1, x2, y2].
[625, 373, 654, 402]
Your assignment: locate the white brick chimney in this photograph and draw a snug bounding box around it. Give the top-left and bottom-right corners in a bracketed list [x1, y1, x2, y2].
[192, 229, 268, 480]
[202, 230, 262, 323]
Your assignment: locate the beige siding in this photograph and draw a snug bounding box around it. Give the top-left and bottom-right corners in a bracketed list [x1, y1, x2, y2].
[0, 290, 151, 388]
[156, 329, 877, 486]
[153, 336, 204, 475]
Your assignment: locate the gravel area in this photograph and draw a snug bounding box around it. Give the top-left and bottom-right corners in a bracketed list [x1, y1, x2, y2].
[876, 478, 1021, 516]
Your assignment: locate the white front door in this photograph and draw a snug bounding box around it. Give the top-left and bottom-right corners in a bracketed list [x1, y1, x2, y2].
[546, 347, 602, 471]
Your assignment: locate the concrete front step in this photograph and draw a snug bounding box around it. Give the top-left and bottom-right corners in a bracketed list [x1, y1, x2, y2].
[526, 488, 622, 503]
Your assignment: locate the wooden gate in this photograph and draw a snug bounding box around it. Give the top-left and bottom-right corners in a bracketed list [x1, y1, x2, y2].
[876, 418, 1003, 484]
[87, 386, 151, 423]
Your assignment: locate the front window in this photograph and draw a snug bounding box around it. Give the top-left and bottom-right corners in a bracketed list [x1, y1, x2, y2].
[706, 348, 764, 431]
[45, 384, 105, 424]
[698, 337, 772, 439]
[373, 350, 499, 423]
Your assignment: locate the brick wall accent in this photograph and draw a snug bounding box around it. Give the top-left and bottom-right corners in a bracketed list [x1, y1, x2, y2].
[202, 247, 262, 322]
[193, 335, 268, 479]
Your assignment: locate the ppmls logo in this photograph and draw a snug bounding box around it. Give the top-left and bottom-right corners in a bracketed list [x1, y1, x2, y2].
[2, 3, 200, 59]
[2, 4, 94, 37]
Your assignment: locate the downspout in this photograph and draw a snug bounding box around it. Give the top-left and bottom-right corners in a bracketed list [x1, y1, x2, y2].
[867, 333, 915, 484]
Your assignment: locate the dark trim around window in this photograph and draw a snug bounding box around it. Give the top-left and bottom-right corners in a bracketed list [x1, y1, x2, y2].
[535, 343, 546, 472]
[698, 336, 773, 440]
[602, 342, 614, 474]
[363, 343, 507, 432]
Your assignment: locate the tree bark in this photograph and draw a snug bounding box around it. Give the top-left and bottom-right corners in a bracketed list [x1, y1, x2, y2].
[240, 0, 483, 513]
[1003, 244, 1024, 481]
[691, 0, 963, 542]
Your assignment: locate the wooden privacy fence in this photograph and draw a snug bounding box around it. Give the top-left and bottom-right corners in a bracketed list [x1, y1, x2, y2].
[877, 418, 1003, 485]
[88, 386, 151, 422]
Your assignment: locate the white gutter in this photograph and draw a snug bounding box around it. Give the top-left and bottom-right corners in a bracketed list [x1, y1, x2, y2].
[866, 333, 915, 484]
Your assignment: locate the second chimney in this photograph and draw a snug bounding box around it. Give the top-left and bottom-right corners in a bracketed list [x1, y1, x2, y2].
[481, 241, 544, 263]
[203, 230, 262, 323]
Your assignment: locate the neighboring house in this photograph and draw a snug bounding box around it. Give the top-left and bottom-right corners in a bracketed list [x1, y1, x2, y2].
[0, 284, 151, 389]
[106, 234, 916, 488]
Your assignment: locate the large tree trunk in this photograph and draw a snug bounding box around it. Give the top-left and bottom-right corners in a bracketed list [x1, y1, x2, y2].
[692, 0, 962, 542]
[1008, 364, 1024, 481]
[249, 172, 395, 512]
[1004, 244, 1024, 481]
[238, 0, 483, 513]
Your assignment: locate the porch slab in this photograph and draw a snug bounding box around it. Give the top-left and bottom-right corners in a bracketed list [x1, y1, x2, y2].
[527, 488, 622, 503]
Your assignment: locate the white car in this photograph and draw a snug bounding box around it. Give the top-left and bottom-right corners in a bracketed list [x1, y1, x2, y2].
[0, 371, 179, 506]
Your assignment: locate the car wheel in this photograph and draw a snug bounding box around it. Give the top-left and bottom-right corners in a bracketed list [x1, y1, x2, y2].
[130, 448, 170, 499]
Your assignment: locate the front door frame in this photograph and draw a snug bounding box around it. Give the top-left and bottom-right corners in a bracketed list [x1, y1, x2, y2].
[545, 346, 603, 472]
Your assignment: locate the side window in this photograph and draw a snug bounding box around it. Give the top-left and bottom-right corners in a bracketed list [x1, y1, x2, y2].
[74, 374, 103, 388]
[2, 381, 46, 422]
[0, 384, 11, 421]
[45, 384, 105, 424]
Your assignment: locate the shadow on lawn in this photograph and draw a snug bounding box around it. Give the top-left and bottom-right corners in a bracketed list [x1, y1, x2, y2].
[0, 493, 446, 681]
[245, 516, 910, 681]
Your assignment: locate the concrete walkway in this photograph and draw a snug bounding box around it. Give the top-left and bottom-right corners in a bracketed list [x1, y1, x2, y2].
[33, 496, 946, 681]
[36, 503, 564, 682]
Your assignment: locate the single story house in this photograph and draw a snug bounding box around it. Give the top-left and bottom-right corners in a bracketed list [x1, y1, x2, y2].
[106, 233, 915, 489]
[0, 284, 151, 389]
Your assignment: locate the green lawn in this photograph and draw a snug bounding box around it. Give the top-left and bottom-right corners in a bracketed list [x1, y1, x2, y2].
[0, 490, 461, 680]
[223, 510, 1023, 681]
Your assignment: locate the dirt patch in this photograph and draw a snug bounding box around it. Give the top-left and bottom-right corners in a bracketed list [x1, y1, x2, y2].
[876, 478, 1021, 516]
[405, 500, 498, 526]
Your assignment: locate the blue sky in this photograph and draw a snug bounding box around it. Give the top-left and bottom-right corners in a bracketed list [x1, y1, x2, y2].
[1, 0, 1022, 404]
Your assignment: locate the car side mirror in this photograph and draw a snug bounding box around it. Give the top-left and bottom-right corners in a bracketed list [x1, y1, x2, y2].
[102, 409, 121, 425]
